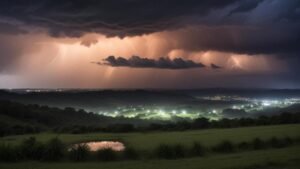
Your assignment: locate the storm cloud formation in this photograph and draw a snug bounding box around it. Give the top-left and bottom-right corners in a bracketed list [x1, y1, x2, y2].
[0, 0, 299, 55]
[211, 64, 222, 69]
[98, 56, 205, 69]
[0, 0, 300, 88]
[0, 0, 239, 37]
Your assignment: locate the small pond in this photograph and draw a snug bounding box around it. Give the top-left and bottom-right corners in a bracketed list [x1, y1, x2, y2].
[72, 141, 125, 151]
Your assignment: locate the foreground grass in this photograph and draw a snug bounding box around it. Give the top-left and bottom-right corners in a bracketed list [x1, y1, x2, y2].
[0, 145, 299, 169]
[1, 124, 299, 169]
[1, 124, 300, 151]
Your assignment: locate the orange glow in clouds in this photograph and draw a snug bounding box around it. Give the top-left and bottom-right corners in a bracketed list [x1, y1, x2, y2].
[0, 31, 288, 88]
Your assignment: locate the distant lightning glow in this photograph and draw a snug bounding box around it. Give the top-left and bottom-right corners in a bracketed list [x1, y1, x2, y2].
[230, 56, 243, 69]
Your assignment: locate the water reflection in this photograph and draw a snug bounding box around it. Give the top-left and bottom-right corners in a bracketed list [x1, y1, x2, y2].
[73, 141, 125, 151]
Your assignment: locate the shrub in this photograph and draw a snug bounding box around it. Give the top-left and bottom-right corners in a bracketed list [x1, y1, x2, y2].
[19, 137, 45, 160]
[96, 148, 117, 161]
[154, 144, 186, 159]
[252, 138, 267, 150]
[123, 147, 139, 160]
[296, 136, 300, 143]
[237, 141, 251, 151]
[0, 144, 21, 162]
[68, 144, 90, 161]
[43, 138, 65, 161]
[269, 137, 282, 148]
[173, 144, 185, 158]
[190, 142, 205, 156]
[283, 136, 294, 145]
[155, 144, 174, 159]
[212, 140, 235, 153]
[268, 137, 293, 148]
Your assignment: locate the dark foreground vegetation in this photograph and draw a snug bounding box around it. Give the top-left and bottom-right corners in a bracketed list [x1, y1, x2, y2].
[1, 100, 300, 136]
[0, 136, 299, 162]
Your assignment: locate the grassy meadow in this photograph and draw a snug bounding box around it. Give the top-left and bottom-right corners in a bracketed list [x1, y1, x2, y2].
[0, 124, 299, 169]
[1, 124, 299, 151]
[0, 145, 299, 169]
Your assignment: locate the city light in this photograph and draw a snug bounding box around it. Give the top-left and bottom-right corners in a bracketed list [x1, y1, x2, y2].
[94, 97, 300, 121]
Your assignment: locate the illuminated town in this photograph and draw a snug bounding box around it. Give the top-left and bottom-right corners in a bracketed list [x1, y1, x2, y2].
[95, 96, 300, 120]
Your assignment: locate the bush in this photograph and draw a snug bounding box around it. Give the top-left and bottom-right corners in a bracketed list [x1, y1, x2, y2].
[212, 140, 235, 153]
[269, 137, 282, 148]
[0, 144, 21, 162]
[154, 144, 186, 159]
[68, 144, 90, 161]
[155, 144, 174, 159]
[237, 141, 251, 151]
[123, 147, 139, 160]
[173, 144, 185, 158]
[283, 136, 294, 145]
[252, 138, 267, 150]
[43, 138, 65, 161]
[190, 142, 205, 156]
[156, 144, 173, 159]
[19, 137, 45, 160]
[268, 137, 293, 148]
[96, 148, 118, 161]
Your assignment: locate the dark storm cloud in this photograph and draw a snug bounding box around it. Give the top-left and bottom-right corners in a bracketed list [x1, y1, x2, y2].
[228, 0, 263, 15]
[0, 23, 27, 35]
[170, 25, 300, 55]
[80, 38, 98, 47]
[96, 56, 206, 69]
[0, 0, 239, 37]
[0, 0, 298, 55]
[0, 0, 298, 36]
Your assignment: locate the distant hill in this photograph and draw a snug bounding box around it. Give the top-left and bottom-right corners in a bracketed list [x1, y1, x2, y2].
[1, 99, 299, 137]
[0, 90, 195, 111]
[0, 100, 153, 136]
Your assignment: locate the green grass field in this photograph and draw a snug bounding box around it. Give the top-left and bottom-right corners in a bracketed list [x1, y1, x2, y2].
[0, 145, 299, 169]
[1, 124, 300, 151]
[1, 124, 300, 169]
